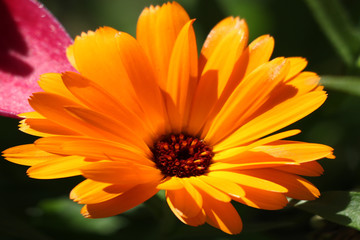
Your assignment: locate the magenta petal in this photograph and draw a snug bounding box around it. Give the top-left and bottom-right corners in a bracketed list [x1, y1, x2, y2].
[0, 0, 74, 118]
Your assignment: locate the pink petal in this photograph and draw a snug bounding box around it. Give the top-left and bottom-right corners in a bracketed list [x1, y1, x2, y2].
[0, 0, 74, 118]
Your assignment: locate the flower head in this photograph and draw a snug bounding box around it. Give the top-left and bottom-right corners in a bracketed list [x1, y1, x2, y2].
[3, 1, 334, 234]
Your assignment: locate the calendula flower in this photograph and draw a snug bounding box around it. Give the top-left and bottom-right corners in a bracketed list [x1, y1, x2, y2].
[3, 1, 335, 235]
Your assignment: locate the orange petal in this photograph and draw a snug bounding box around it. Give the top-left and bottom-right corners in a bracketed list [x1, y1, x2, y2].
[238, 169, 320, 200]
[28, 92, 95, 135]
[38, 73, 80, 104]
[166, 179, 203, 218]
[210, 151, 298, 170]
[165, 20, 198, 132]
[195, 35, 274, 134]
[173, 208, 206, 227]
[157, 177, 184, 190]
[18, 111, 43, 118]
[287, 71, 321, 96]
[81, 162, 162, 184]
[61, 71, 152, 144]
[203, 194, 243, 235]
[276, 161, 324, 177]
[214, 146, 297, 165]
[27, 155, 88, 179]
[198, 175, 245, 198]
[199, 17, 249, 73]
[70, 179, 122, 204]
[66, 44, 78, 70]
[204, 57, 290, 144]
[71, 27, 141, 115]
[82, 182, 159, 218]
[232, 186, 288, 210]
[18, 112, 62, 138]
[22, 118, 79, 136]
[245, 72, 321, 120]
[213, 129, 301, 155]
[215, 91, 327, 151]
[208, 171, 287, 193]
[34, 136, 152, 165]
[253, 140, 335, 163]
[2, 144, 58, 166]
[115, 32, 168, 135]
[187, 177, 231, 202]
[188, 17, 248, 135]
[197, 35, 274, 134]
[285, 57, 308, 80]
[136, 1, 190, 90]
[64, 106, 149, 151]
[244, 35, 274, 75]
[18, 120, 53, 137]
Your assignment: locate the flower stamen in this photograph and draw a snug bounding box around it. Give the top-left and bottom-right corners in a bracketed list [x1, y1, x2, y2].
[152, 134, 214, 178]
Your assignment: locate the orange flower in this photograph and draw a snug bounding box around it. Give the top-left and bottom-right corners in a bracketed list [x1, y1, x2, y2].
[3, 1, 334, 234]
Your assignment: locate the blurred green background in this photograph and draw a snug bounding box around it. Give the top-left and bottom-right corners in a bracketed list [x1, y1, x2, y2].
[1, 0, 360, 239]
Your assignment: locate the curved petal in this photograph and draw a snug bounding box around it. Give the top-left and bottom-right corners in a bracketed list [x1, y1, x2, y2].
[203, 194, 243, 235]
[286, 71, 321, 96]
[213, 129, 301, 154]
[188, 17, 248, 135]
[28, 92, 89, 131]
[214, 91, 327, 151]
[157, 177, 184, 190]
[208, 171, 287, 193]
[166, 179, 203, 218]
[214, 147, 297, 165]
[81, 161, 162, 184]
[71, 28, 167, 136]
[81, 182, 159, 218]
[199, 17, 249, 72]
[165, 20, 198, 132]
[244, 35, 275, 75]
[28, 92, 149, 151]
[243, 72, 321, 122]
[38, 73, 80, 104]
[199, 175, 245, 198]
[0, 0, 74, 117]
[2, 144, 59, 166]
[172, 208, 206, 227]
[65, 106, 149, 150]
[232, 186, 288, 210]
[27, 155, 88, 179]
[210, 151, 297, 170]
[70, 179, 122, 204]
[34, 136, 152, 163]
[61, 71, 152, 144]
[252, 140, 335, 163]
[136, 1, 190, 90]
[276, 161, 324, 177]
[71, 27, 140, 114]
[193, 35, 274, 138]
[114, 32, 168, 135]
[285, 57, 308, 80]
[238, 169, 320, 200]
[204, 58, 290, 143]
[187, 177, 231, 202]
[21, 118, 79, 137]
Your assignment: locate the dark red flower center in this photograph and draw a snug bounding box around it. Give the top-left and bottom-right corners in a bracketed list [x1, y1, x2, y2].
[151, 133, 214, 178]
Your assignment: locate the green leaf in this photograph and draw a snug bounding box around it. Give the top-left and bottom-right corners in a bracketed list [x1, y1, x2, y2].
[321, 76, 360, 96]
[296, 191, 360, 230]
